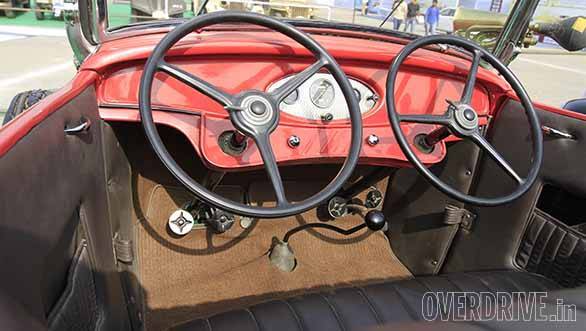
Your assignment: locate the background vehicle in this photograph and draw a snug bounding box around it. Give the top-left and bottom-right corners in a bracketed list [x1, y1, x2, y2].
[437, 6, 455, 33]
[0, 0, 28, 18]
[130, 0, 186, 20]
[267, 0, 315, 19]
[34, 0, 76, 20]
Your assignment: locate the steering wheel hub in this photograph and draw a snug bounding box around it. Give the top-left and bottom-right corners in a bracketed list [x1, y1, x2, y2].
[250, 100, 267, 115]
[238, 94, 276, 127]
[454, 104, 479, 131]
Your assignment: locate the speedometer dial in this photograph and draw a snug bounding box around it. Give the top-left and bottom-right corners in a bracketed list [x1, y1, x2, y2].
[310, 78, 335, 108]
[266, 73, 377, 120]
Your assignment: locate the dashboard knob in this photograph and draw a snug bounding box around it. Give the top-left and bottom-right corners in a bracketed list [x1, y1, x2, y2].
[321, 113, 334, 122]
[366, 134, 379, 146]
[288, 135, 301, 148]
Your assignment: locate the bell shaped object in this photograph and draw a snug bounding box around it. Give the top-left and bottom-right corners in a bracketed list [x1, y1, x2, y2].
[269, 238, 296, 272]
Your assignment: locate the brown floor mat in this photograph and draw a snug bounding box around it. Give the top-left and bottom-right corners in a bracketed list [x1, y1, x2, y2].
[137, 185, 412, 330]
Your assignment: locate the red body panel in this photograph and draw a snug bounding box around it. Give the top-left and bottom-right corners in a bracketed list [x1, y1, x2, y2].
[91, 28, 502, 170]
[4, 26, 576, 169]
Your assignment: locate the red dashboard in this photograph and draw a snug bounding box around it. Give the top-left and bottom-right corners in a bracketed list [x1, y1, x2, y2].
[84, 26, 512, 171]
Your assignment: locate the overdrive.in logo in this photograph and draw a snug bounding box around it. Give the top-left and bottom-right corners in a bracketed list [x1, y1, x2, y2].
[421, 292, 577, 322]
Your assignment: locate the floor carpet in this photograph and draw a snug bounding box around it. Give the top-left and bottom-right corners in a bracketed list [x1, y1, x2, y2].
[137, 184, 412, 330]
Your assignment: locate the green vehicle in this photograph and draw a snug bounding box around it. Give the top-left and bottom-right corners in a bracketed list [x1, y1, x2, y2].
[0, 0, 28, 18]
[34, 0, 76, 20]
[130, 0, 187, 21]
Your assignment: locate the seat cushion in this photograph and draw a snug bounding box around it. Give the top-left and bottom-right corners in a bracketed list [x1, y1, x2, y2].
[172, 271, 560, 331]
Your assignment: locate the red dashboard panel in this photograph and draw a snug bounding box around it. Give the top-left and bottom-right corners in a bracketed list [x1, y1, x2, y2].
[93, 28, 500, 170]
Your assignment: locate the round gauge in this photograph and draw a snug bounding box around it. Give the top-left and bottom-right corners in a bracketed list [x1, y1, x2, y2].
[353, 88, 361, 101]
[283, 89, 299, 105]
[310, 79, 335, 109]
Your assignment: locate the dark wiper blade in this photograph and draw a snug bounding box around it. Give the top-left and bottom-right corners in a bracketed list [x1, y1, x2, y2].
[282, 19, 418, 41]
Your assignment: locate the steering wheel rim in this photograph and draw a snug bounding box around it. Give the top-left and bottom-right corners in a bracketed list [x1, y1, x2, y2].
[386, 35, 543, 206]
[139, 11, 363, 218]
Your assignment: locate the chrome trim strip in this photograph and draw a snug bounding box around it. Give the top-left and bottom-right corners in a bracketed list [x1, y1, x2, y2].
[65, 9, 97, 66]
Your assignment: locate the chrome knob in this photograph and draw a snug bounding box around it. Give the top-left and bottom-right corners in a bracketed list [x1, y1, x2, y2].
[288, 135, 301, 148]
[321, 113, 334, 122]
[168, 209, 195, 236]
[366, 134, 379, 146]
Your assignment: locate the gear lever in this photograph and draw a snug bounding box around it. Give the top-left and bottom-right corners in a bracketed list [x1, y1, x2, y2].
[269, 210, 387, 272]
[363, 210, 386, 231]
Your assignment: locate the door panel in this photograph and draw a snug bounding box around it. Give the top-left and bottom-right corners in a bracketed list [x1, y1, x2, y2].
[443, 99, 586, 284]
[0, 86, 129, 330]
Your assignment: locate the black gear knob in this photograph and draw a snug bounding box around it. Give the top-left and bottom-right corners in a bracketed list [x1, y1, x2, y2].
[364, 210, 386, 231]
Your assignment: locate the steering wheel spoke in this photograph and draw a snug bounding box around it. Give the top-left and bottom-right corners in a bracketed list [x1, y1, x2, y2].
[470, 132, 524, 184]
[254, 133, 289, 206]
[399, 114, 452, 126]
[158, 61, 235, 107]
[140, 12, 362, 217]
[270, 58, 328, 104]
[460, 49, 482, 104]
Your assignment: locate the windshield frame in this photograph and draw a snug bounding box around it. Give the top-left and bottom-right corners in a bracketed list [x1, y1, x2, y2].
[80, 0, 424, 45]
[75, 0, 543, 63]
[492, 0, 541, 63]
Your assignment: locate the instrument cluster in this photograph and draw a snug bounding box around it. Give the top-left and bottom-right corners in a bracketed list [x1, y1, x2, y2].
[267, 73, 378, 121]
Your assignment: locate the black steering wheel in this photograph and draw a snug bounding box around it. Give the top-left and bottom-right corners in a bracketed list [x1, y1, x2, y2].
[139, 11, 363, 218]
[386, 35, 543, 206]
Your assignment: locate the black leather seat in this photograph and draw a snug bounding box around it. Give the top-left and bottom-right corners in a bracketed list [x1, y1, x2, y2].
[172, 271, 566, 331]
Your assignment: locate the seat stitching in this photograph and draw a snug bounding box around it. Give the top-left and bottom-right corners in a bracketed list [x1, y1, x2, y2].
[281, 300, 305, 331]
[356, 287, 383, 325]
[550, 231, 566, 264]
[458, 273, 492, 291]
[559, 236, 580, 286]
[441, 275, 464, 292]
[470, 320, 504, 331]
[389, 283, 419, 321]
[318, 293, 347, 331]
[205, 318, 212, 331]
[495, 272, 524, 292]
[245, 308, 262, 331]
[413, 277, 434, 292]
[544, 231, 566, 278]
[444, 273, 494, 293]
[525, 216, 547, 269]
[530, 224, 556, 271]
[568, 241, 586, 287]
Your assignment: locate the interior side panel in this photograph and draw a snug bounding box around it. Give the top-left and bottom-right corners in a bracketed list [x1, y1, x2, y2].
[383, 140, 480, 275]
[0, 87, 129, 330]
[443, 100, 586, 275]
[516, 209, 586, 287]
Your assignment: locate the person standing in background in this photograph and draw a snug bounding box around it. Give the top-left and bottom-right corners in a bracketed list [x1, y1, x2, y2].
[391, 0, 408, 30]
[404, 0, 420, 33]
[425, 0, 440, 35]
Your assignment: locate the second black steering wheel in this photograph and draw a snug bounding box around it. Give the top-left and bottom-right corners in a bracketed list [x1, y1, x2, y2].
[386, 35, 543, 206]
[139, 11, 363, 218]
